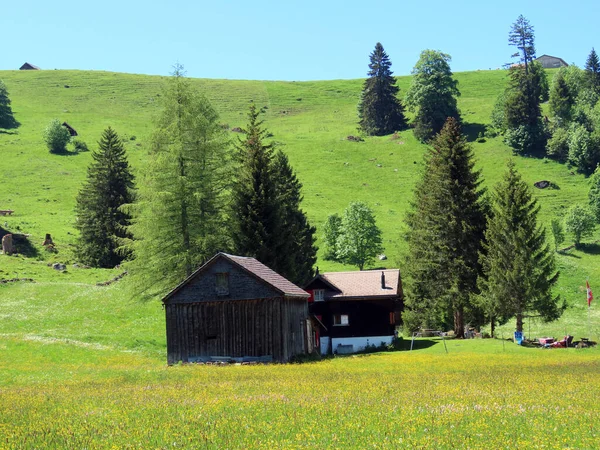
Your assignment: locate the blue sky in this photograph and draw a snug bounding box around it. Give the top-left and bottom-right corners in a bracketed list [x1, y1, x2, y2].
[2, 0, 597, 80]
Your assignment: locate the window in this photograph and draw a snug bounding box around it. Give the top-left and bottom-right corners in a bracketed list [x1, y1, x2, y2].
[314, 289, 325, 302]
[333, 314, 349, 326]
[215, 272, 229, 296]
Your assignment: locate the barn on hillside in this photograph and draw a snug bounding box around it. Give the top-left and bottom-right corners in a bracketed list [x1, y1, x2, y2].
[19, 62, 40, 70]
[162, 252, 312, 364]
[536, 55, 568, 69]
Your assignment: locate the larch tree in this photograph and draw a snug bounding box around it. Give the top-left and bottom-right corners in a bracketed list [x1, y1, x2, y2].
[405, 50, 460, 142]
[478, 161, 563, 334]
[75, 127, 135, 268]
[358, 42, 407, 136]
[230, 104, 283, 273]
[125, 65, 231, 300]
[404, 118, 487, 337]
[272, 150, 318, 286]
[0, 80, 18, 129]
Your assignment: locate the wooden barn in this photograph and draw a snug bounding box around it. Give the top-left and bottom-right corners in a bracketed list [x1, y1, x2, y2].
[305, 269, 403, 355]
[536, 55, 568, 69]
[62, 122, 78, 137]
[19, 62, 40, 70]
[162, 252, 312, 364]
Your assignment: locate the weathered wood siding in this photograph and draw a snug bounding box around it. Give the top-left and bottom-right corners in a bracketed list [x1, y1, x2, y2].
[166, 297, 308, 363]
[169, 258, 278, 303]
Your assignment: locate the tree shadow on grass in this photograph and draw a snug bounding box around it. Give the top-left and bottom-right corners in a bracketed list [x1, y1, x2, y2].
[51, 149, 79, 157]
[401, 338, 440, 351]
[558, 250, 581, 259]
[0, 129, 18, 135]
[577, 243, 600, 255]
[462, 122, 487, 142]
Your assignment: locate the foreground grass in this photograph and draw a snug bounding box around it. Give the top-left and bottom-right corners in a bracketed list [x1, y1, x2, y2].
[1, 338, 598, 449]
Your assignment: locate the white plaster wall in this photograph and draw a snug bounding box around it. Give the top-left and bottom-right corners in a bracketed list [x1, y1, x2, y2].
[331, 336, 393, 353]
[320, 337, 330, 355]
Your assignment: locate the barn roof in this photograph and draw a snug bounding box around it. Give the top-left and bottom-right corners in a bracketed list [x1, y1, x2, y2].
[162, 252, 309, 302]
[306, 269, 401, 300]
[19, 62, 40, 70]
[536, 54, 568, 66]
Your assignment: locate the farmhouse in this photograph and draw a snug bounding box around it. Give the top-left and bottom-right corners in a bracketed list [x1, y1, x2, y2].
[305, 269, 403, 355]
[19, 62, 40, 70]
[535, 55, 568, 69]
[162, 252, 312, 364]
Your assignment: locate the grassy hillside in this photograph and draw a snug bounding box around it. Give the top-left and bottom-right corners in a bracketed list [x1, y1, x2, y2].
[0, 68, 599, 340]
[2, 69, 600, 448]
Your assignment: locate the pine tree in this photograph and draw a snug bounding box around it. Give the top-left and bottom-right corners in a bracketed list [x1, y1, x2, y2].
[479, 161, 563, 334]
[585, 48, 600, 95]
[0, 80, 18, 129]
[549, 68, 574, 124]
[272, 150, 318, 285]
[125, 66, 231, 300]
[75, 127, 135, 268]
[405, 50, 461, 142]
[358, 43, 407, 136]
[230, 104, 282, 272]
[404, 118, 486, 337]
[503, 16, 546, 154]
[508, 15, 536, 73]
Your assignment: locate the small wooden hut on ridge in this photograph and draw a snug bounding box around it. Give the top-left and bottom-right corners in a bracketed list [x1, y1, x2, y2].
[162, 252, 312, 364]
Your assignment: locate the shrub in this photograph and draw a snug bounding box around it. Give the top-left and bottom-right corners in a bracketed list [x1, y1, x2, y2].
[504, 122, 547, 155]
[546, 127, 570, 161]
[567, 124, 600, 174]
[44, 119, 71, 154]
[72, 139, 89, 152]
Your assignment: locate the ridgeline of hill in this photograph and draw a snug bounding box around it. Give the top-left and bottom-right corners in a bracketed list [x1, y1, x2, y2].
[0, 69, 599, 343]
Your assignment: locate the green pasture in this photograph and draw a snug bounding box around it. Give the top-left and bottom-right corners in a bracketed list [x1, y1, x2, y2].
[1, 69, 600, 447]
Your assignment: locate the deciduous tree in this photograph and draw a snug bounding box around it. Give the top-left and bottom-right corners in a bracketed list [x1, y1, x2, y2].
[75, 127, 135, 268]
[44, 118, 71, 153]
[336, 202, 383, 271]
[564, 204, 596, 246]
[478, 161, 562, 334]
[405, 50, 460, 142]
[125, 66, 231, 300]
[358, 42, 407, 136]
[404, 118, 486, 337]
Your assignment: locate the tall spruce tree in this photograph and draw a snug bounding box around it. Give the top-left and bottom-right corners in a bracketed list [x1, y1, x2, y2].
[503, 16, 546, 154]
[404, 118, 486, 337]
[125, 66, 231, 300]
[405, 50, 461, 142]
[585, 48, 600, 95]
[358, 42, 407, 136]
[75, 127, 135, 268]
[272, 150, 318, 285]
[0, 80, 18, 129]
[230, 104, 283, 272]
[478, 161, 563, 334]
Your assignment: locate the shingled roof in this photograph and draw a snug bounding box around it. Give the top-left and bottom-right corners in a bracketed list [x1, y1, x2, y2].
[162, 252, 309, 302]
[223, 253, 309, 297]
[316, 269, 401, 300]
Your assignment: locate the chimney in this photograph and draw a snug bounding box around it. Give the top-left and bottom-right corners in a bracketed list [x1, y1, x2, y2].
[381, 271, 385, 289]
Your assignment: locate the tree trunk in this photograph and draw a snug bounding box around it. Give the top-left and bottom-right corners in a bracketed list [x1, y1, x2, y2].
[490, 316, 495, 339]
[454, 308, 465, 338]
[516, 313, 524, 333]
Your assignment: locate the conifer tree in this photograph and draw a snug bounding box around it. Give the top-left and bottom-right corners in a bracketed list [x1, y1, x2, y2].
[75, 127, 135, 268]
[272, 150, 318, 285]
[125, 66, 231, 300]
[478, 161, 563, 334]
[230, 104, 282, 273]
[585, 48, 600, 95]
[503, 16, 546, 154]
[549, 68, 574, 124]
[358, 42, 407, 136]
[404, 118, 486, 337]
[0, 80, 18, 129]
[406, 50, 461, 142]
